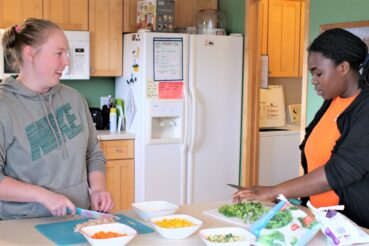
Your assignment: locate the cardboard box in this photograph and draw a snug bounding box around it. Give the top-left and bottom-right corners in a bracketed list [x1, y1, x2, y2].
[137, 0, 175, 32]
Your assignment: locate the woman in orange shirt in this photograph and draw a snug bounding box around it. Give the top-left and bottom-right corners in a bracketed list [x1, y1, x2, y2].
[234, 28, 369, 228]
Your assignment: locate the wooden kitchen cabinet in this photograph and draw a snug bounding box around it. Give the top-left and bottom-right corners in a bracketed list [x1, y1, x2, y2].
[260, 0, 304, 77]
[259, 0, 268, 55]
[0, 0, 87, 30]
[175, 0, 218, 29]
[43, 0, 88, 30]
[0, 0, 42, 28]
[100, 139, 134, 212]
[123, 0, 137, 33]
[89, 0, 123, 76]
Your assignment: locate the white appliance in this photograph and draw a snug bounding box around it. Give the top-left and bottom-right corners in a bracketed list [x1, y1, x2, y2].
[0, 30, 90, 80]
[259, 127, 301, 186]
[115, 32, 243, 205]
[259, 85, 287, 128]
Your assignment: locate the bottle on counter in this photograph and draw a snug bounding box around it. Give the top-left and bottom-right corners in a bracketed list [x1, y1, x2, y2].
[109, 107, 117, 132]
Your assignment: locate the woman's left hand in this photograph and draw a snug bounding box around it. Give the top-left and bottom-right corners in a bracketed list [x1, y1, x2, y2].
[90, 190, 114, 212]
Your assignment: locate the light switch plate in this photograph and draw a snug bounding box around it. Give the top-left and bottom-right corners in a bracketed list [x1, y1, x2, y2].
[288, 104, 301, 123]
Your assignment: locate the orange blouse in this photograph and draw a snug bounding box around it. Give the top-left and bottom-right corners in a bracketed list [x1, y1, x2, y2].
[304, 94, 357, 207]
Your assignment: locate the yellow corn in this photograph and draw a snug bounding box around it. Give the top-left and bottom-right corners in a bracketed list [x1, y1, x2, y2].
[154, 218, 194, 228]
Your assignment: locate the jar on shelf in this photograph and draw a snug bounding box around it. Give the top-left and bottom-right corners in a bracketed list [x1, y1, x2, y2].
[195, 9, 226, 35]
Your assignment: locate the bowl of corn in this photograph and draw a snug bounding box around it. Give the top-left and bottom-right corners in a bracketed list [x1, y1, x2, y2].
[150, 214, 203, 239]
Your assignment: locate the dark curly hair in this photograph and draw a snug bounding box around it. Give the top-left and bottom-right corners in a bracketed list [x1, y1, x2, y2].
[308, 28, 369, 88]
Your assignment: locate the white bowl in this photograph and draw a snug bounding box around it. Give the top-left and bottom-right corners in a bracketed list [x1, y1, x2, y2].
[79, 222, 137, 246]
[199, 227, 256, 246]
[132, 200, 179, 221]
[150, 214, 203, 240]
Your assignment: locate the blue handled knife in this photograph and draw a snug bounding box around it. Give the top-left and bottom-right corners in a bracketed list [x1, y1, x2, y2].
[67, 208, 120, 220]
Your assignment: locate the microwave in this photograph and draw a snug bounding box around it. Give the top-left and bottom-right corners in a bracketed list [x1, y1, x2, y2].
[0, 30, 90, 80]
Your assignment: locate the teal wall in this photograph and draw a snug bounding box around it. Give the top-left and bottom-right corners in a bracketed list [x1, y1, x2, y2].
[307, 0, 369, 123]
[219, 0, 245, 34]
[62, 77, 115, 108]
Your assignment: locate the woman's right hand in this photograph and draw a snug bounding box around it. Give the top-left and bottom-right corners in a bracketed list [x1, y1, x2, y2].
[38, 190, 76, 217]
[232, 186, 277, 203]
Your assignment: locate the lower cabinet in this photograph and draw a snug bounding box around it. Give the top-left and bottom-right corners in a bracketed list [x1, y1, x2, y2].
[99, 139, 134, 212]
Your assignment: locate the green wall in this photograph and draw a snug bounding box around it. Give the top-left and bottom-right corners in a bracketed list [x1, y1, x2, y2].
[219, 0, 245, 34]
[62, 77, 115, 108]
[307, 0, 369, 123]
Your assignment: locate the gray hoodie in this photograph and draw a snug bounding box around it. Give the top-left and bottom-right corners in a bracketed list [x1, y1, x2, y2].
[0, 76, 106, 220]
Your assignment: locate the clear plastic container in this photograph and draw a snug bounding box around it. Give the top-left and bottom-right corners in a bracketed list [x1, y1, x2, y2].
[196, 9, 227, 35]
[109, 107, 117, 132]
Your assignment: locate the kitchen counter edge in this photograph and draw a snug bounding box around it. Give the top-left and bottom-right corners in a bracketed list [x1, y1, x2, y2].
[96, 130, 135, 141]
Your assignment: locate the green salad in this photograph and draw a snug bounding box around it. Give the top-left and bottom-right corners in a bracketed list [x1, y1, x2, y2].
[218, 202, 292, 229]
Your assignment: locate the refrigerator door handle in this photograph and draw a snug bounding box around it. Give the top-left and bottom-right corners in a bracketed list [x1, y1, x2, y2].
[186, 36, 197, 204]
[180, 65, 190, 206]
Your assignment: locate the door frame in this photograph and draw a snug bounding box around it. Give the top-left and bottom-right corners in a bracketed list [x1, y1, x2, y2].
[241, 0, 310, 185]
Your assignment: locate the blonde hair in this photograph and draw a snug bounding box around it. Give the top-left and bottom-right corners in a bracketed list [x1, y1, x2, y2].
[2, 18, 61, 72]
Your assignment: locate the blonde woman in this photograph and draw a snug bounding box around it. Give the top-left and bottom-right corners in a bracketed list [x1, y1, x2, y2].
[0, 18, 113, 219]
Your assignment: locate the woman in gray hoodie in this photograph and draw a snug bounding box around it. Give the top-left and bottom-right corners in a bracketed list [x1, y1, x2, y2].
[0, 18, 113, 219]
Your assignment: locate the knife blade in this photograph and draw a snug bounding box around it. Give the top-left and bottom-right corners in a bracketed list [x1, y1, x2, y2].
[68, 208, 120, 220]
[227, 183, 246, 190]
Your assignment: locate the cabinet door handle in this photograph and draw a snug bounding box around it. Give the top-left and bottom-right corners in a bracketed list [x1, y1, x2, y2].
[114, 147, 123, 153]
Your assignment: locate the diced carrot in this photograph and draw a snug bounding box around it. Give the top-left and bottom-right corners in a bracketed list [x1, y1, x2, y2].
[91, 231, 127, 239]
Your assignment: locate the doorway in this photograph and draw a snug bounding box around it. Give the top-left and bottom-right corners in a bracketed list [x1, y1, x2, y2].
[241, 0, 310, 186]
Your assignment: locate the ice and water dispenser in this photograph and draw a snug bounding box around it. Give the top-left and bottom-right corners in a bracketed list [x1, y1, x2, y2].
[146, 99, 184, 144]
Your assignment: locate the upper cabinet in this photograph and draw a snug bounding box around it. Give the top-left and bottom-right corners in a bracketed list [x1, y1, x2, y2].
[0, 0, 87, 30]
[89, 0, 123, 76]
[0, 0, 42, 28]
[175, 0, 218, 29]
[260, 0, 305, 77]
[123, 0, 137, 33]
[43, 0, 88, 30]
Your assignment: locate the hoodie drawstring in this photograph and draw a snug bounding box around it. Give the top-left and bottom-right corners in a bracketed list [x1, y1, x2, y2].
[39, 94, 68, 158]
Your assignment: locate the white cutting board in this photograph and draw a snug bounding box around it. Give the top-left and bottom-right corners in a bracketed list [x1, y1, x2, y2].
[203, 202, 275, 228]
[203, 208, 251, 228]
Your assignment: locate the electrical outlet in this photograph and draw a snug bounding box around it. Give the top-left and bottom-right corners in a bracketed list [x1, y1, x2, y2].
[100, 96, 110, 109]
[288, 104, 301, 123]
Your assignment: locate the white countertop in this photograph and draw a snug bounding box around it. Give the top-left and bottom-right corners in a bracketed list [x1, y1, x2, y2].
[0, 201, 356, 245]
[259, 124, 302, 137]
[96, 130, 135, 140]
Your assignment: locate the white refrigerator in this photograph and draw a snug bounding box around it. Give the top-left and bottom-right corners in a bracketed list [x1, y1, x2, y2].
[115, 32, 243, 205]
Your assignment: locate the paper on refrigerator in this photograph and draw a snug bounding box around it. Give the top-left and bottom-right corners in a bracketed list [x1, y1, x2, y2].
[126, 86, 136, 128]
